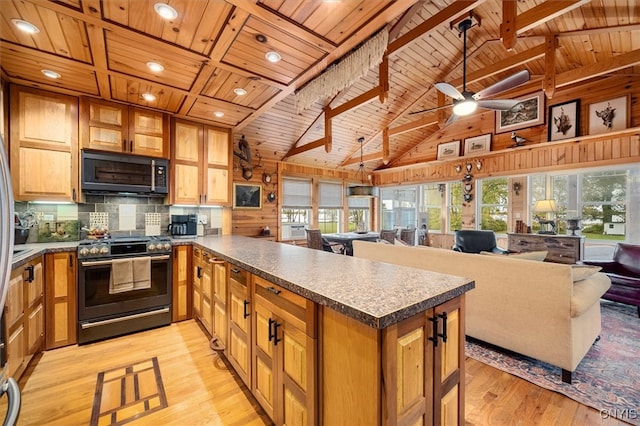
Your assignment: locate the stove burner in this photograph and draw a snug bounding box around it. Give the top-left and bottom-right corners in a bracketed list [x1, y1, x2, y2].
[78, 236, 172, 259]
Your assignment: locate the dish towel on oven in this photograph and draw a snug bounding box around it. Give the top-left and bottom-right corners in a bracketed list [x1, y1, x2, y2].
[132, 257, 151, 290]
[109, 258, 134, 294]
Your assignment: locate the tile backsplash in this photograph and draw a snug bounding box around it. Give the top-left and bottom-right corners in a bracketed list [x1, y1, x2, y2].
[15, 195, 223, 242]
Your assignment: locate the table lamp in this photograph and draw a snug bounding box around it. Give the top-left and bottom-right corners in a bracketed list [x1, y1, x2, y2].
[534, 199, 557, 234]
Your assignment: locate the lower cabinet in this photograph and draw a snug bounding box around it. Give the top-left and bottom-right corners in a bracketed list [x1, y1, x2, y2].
[227, 264, 252, 387]
[211, 258, 227, 347]
[252, 276, 317, 426]
[172, 245, 192, 322]
[320, 295, 465, 426]
[44, 252, 77, 350]
[6, 256, 44, 379]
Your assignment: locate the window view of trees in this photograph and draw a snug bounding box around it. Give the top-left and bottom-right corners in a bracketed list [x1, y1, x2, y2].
[318, 208, 339, 233]
[449, 182, 462, 231]
[478, 177, 508, 232]
[581, 171, 626, 240]
[422, 184, 442, 231]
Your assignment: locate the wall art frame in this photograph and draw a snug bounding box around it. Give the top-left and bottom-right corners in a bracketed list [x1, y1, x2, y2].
[436, 140, 461, 160]
[587, 95, 629, 135]
[495, 91, 545, 134]
[463, 134, 492, 156]
[548, 99, 580, 141]
[233, 183, 262, 209]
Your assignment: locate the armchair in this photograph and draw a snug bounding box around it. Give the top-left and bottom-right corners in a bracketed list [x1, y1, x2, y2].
[581, 243, 640, 317]
[305, 229, 343, 254]
[453, 230, 509, 254]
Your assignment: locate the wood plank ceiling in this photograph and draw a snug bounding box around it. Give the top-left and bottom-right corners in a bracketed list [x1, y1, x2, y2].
[1, 0, 638, 173]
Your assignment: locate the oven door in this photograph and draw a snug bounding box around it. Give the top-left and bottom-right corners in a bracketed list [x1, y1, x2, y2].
[78, 255, 172, 321]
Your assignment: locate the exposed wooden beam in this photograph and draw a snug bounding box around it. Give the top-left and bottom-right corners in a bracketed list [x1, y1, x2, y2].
[283, 138, 326, 159]
[501, 0, 518, 51]
[342, 152, 384, 167]
[389, 1, 426, 40]
[544, 35, 558, 98]
[327, 87, 382, 118]
[387, 0, 485, 56]
[379, 56, 389, 104]
[515, 0, 591, 34]
[382, 128, 390, 165]
[390, 115, 439, 136]
[325, 107, 332, 153]
[556, 48, 640, 88]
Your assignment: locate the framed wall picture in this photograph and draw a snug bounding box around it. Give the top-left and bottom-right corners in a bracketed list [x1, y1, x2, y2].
[588, 96, 629, 135]
[233, 183, 262, 209]
[437, 140, 461, 160]
[463, 134, 491, 156]
[548, 99, 580, 141]
[495, 91, 545, 134]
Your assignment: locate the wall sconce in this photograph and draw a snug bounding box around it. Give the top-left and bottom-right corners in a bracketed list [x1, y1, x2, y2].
[513, 182, 521, 195]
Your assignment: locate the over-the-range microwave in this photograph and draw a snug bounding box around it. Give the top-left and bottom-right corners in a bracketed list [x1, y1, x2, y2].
[81, 150, 169, 196]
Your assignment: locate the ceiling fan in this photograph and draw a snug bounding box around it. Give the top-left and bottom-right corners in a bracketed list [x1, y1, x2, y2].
[410, 18, 530, 124]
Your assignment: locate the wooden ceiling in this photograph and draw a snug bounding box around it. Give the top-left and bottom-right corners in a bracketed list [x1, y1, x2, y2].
[1, 0, 639, 173]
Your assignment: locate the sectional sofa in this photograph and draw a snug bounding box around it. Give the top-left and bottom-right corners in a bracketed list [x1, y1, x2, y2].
[352, 241, 611, 383]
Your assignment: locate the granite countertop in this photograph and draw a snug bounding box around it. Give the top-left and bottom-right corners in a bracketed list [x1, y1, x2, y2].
[193, 235, 474, 329]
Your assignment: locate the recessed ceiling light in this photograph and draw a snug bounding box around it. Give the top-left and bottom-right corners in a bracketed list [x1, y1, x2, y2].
[41, 69, 61, 79]
[154, 3, 178, 20]
[214, 111, 224, 118]
[146, 61, 164, 72]
[142, 93, 156, 101]
[255, 34, 267, 43]
[12, 19, 40, 34]
[234, 88, 247, 96]
[265, 51, 281, 63]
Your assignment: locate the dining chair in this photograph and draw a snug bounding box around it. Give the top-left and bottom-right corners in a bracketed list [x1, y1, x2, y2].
[305, 229, 343, 253]
[379, 229, 397, 244]
[400, 228, 416, 246]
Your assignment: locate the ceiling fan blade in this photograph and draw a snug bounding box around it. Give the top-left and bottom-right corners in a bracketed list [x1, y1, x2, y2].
[434, 82, 464, 100]
[408, 104, 452, 115]
[477, 99, 521, 111]
[473, 70, 531, 100]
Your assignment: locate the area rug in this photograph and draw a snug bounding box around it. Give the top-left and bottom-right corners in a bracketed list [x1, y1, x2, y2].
[90, 357, 168, 426]
[466, 301, 640, 425]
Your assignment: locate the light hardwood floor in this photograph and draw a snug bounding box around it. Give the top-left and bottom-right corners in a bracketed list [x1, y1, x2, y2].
[5, 320, 628, 426]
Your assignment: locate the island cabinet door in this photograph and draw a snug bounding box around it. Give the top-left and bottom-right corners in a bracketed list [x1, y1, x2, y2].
[227, 265, 252, 387]
[210, 259, 227, 349]
[199, 251, 213, 335]
[252, 276, 317, 426]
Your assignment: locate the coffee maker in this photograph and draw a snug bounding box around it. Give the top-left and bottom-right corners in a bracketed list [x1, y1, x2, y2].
[169, 214, 197, 237]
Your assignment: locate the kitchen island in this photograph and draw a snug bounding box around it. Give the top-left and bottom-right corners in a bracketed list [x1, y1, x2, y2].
[193, 235, 474, 425]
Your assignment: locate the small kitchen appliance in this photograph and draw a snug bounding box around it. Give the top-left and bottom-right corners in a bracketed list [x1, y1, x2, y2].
[169, 214, 197, 237]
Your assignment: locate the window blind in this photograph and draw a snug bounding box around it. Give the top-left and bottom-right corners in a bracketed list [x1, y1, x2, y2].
[282, 178, 312, 208]
[319, 181, 343, 208]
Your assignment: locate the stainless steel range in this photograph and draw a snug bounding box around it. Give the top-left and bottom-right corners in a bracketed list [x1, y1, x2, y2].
[77, 236, 172, 344]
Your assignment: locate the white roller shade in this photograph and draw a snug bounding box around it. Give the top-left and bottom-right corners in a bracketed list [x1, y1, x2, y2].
[319, 181, 343, 208]
[282, 178, 312, 208]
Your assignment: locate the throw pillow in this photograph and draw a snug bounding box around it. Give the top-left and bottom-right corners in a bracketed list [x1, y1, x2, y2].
[571, 265, 602, 282]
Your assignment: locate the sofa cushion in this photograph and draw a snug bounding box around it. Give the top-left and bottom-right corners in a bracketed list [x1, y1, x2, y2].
[571, 273, 611, 317]
[571, 265, 602, 282]
[481, 250, 548, 261]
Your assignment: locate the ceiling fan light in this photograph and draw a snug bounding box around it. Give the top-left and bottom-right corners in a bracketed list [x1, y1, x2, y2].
[346, 185, 379, 198]
[452, 100, 477, 116]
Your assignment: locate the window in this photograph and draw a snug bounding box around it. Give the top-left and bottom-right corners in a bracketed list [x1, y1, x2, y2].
[348, 196, 370, 231]
[318, 181, 342, 233]
[478, 177, 508, 232]
[421, 183, 442, 231]
[448, 181, 462, 232]
[281, 177, 311, 240]
[380, 187, 417, 229]
[581, 170, 627, 241]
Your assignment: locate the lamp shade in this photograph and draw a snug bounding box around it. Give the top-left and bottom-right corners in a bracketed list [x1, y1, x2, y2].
[534, 199, 557, 213]
[346, 184, 379, 198]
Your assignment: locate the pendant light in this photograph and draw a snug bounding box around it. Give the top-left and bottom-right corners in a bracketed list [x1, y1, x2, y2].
[346, 137, 379, 198]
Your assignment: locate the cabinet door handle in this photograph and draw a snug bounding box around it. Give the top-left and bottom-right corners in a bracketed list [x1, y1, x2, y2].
[69, 254, 73, 267]
[243, 300, 250, 319]
[72, 188, 76, 202]
[267, 287, 281, 295]
[25, 265, 35, 283]
[438, 312, 448, 343]
[129, 140, 133, 152]
[268, 318, 275, 342]
[428, 315, 439, 347]
[273, 321, 282, 346]
[231, 268, 240, 274]
[196, 266, 202, 279]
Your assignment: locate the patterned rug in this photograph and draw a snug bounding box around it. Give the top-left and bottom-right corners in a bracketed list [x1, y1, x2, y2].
[90, 357, 168, 426]
[466, 301, 640, 425]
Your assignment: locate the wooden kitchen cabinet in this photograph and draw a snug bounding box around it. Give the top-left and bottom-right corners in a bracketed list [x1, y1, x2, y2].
[171, 118, 231, 205]
[211, 257, 227, 348]
[80, 97, 169, 158]
[9, 85, 79, 202]
[227, 264, 252, 386]
[252, 276, 317, 425]
[44, 252, 77, 350]
[6, 256, 44, 380]
[172, 245, 192, 322]
[321, 295, 465, 426]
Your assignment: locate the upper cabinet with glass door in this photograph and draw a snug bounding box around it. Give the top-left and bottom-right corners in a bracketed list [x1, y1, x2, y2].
[80, 98, 169, 158]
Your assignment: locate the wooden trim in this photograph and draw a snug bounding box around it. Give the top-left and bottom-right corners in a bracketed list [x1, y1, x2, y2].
[500, 0, 518, 51]
[544, 35, 558, 98]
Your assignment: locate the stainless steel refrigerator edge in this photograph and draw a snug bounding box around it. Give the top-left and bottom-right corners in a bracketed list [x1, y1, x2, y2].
[0, 136, 21, 425]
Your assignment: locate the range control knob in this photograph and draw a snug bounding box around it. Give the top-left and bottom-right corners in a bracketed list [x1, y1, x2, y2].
[99, 246, 109, 255]
[89, 247, 99, 255]
[148, 244, 155, 251]
[79, 248, 89, 257]
[163, 243, 172, 251]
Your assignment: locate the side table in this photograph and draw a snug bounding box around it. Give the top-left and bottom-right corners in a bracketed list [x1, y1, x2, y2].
[507, 233, 584, 264]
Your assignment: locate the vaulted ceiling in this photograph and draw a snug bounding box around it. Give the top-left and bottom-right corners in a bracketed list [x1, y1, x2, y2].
[1, 0, 638, 173]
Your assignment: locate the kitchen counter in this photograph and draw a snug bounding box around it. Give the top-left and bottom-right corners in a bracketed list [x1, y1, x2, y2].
[193, 235, 474, 328]
[11, 241, 78, 269]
